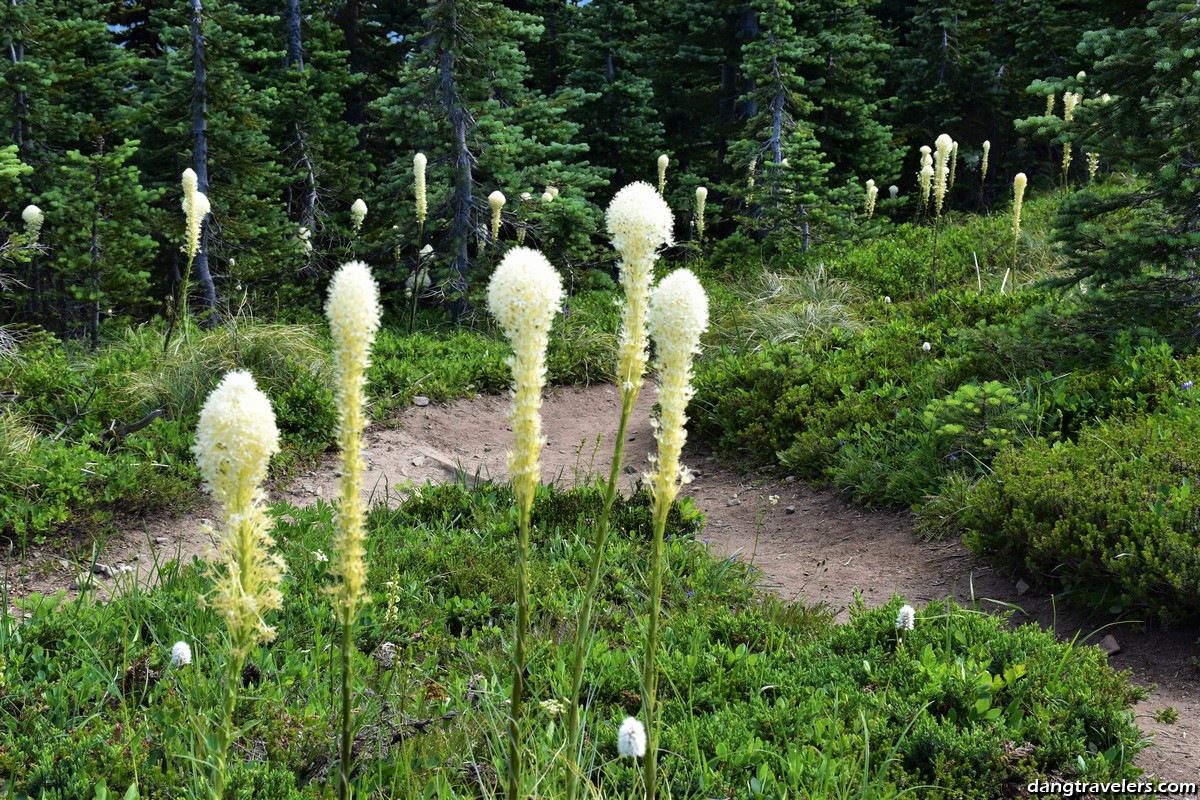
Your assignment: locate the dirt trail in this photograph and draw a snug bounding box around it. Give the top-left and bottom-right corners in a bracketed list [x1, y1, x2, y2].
[5, 384, 1197, 791]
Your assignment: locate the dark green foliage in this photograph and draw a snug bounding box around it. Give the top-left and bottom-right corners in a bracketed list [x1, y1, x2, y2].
[963, 405, 1200, 623]
[1022, 0, 1200, 323]
[0, 483, 1146, 798]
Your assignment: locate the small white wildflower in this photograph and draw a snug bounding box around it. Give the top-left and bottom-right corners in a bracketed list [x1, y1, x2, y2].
[170, 641, 192, 667]
[312, 549, 329, 563]
[884, 296, 892, 304]
[617, 716, 647, 758]
[888, 185, 899, 199]
[768, 495, 779, 506]
[539, 698, 566, 717]
[921, 342, 931, 352]
[350, 198, 368, 234]
[896, 604, 916, 632]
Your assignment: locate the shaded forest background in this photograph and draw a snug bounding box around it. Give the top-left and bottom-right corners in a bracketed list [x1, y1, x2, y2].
[0, 0, 1180, 338]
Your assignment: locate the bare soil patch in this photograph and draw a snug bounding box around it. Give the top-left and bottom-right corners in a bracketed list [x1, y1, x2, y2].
[5, 383, 1196, 790]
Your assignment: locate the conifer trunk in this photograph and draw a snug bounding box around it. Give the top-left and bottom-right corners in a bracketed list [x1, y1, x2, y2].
[284, 0, 317, 238]
[190, 0, 217, 312]
[441, 2, 472, 319]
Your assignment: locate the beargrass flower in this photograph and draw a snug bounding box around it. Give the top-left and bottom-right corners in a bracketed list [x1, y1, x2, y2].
[607, 182, 673, 398]
[896, 604, 915, 631]
[865, 179, 878, 219]
[922, 342, 931, 352]
[325, 262, 381, 626]
[657, 153, 669, 194]
[194, 370, 284, 656]
[488, 247, 563, 800]
[618, 716, 647, 758]
[1012, 173, 1028, 242]
[546, 185, 559, 199]
[889, 185, 899, 200]
[181, 169, 209, 263]
[171, 641, 192, 667]
[194, 370, 283, 800]
[325, 261, 381, 799]
[642, 269, 708, 800]
[981, 141, 991, 185]
[933, 134, 953, 217]
[414, 153, 427, 230]
[21, 204, 43, 241]
[695, 186, 708, 242]
[541, 191, 554, 204]
[1046, 94, 1055, 116]
[488, 247, 563, 505]
[350, 198, 367, 235]
[489, 190, 506, 245]
[1086, 152, 1100, 184]
[949, 140, 960, 189]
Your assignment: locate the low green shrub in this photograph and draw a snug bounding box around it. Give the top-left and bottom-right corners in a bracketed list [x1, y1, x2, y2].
[0, 482, 1146, 798]
[963, 406, 1200, 622]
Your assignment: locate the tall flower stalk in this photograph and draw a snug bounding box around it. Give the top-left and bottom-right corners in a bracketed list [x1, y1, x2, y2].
[489, 190, 506, 248]
[657, 154, 669, 195]
[350, 198, 367, 237]
[166, 169, 211, 350]
[864, 179, 878, 219]
[564, 182, 672, 800]
[488, 247, 564, 800]
[918, 146, 933, 213]
[408, 153, 428, 334]
[694, 186, 708, 245]
[192, 371, 284, 800]
[1061, 92, 1079, 186]
[642, 269, 708, 800]
[325, 261, 382, 800]
[930, 134, 953, 292]
[980, 140, 991, 203]
[1011, 172, 1027, 290]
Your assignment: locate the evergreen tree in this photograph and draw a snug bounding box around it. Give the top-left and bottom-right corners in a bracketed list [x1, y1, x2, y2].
[1034, 0, 1200, 330]
[562, 0, 664, 188]
[134, 0, 293, 310]
[372, 0, 604, 313]
[0, 0, 154, 331]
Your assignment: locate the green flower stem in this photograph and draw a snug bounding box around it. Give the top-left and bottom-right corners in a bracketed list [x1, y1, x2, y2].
[210, 651, 244, 800]
[642, 490, 671, 800]
[508, 492, 533, 800]
[339, 622, 355, 800]
[564, 387, 638, 800]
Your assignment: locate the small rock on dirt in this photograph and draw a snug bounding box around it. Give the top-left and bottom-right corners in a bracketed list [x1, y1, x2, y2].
[413, 396, 430, 407]
[1099, 635, 1121, 656]
[1015, 578, 1031, 595]
[727, 499, 741, 507]
[92, 563, 115, 578]
[783, 476, 797, 484]
[412, 455, 427, 467]
[785, 506, 796, 514]
[154, 537, 168, 545]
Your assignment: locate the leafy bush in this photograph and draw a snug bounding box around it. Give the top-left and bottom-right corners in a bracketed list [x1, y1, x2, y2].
[963, 406, 1200, 622]
[0, 482, 1146, 798]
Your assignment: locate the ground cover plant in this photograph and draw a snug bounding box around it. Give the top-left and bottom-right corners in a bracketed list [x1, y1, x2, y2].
[3, 0, 1200, 793]
[0, 483, 1148, 799]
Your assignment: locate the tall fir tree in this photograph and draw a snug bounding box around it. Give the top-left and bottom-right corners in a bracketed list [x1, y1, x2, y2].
[1031, 0, 1200, 332]
[371, 0, 604, 313]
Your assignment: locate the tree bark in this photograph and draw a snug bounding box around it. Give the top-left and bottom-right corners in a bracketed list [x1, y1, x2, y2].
[441, 1, 472, 319]
[284, 0, 317, 237]
[191, 0, 217, 311]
